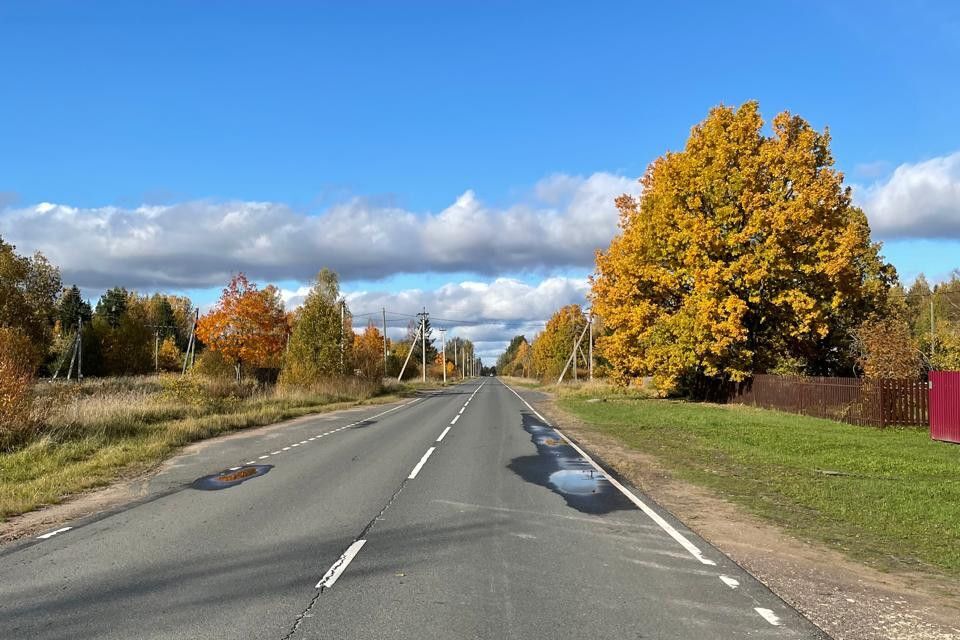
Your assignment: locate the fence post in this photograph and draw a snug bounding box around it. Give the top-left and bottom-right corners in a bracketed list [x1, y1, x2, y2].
[878, 381, 885, 428]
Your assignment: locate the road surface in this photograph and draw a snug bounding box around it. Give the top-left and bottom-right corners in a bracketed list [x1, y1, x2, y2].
[0, 379, 828, 639]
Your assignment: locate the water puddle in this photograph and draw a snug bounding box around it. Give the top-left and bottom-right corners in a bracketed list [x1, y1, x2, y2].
[191, 464, 272, 490]
[507, 416, 632, 514]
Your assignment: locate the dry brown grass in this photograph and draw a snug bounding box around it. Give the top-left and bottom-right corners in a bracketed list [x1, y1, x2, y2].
[0, 328, 42, 449]
[0, 374, 397, 520]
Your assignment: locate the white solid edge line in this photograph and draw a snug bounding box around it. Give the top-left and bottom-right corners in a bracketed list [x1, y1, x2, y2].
[755, 608, 781, 626]
[501, 380, 716, 567]
[37, 527, 72, 539]
[450, 414, 460, 425]
[408, 447, 436, 479]
[437, 426, 451, 442]
[316, 539, 366, 589]
[719, 575, 739, 589]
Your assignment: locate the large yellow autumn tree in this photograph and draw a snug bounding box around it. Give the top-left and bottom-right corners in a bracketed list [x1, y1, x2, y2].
[592, 102, 896, 395]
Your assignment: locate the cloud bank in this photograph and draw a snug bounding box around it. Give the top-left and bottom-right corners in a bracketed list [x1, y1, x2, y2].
[0, 173, 637, 290]
[279, 276, 591, 360]
[857, 151, 960, 239]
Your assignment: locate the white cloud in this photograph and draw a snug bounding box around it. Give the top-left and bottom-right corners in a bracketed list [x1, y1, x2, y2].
[857, 152, 960, 239]
[0, 173, 638, 290]
[282, 276, 591, 361]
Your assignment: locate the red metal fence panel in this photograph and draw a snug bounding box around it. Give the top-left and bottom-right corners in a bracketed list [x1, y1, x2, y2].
[930, 371, 960, 443]
[731, 374, 928, 428]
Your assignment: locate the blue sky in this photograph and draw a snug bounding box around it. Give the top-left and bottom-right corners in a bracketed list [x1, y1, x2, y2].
[2, 1, 959, 357]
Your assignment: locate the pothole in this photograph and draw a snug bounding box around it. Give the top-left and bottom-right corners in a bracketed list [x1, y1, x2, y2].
[191, 465, 272, 490]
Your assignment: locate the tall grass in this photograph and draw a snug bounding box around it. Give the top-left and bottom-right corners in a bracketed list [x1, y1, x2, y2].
[0, 374, 396, 520]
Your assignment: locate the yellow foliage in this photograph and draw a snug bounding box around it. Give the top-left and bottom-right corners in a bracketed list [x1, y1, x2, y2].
[0, 328, 37, 447]
[532, 305, 587, 380]
[157, 336, 182, 372]
[591, 102, 895, 394]
[853, 316, 920, 379]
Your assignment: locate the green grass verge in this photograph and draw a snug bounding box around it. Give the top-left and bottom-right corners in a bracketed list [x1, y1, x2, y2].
[1, 379, 404, 521]
[559, 395, 960, 576]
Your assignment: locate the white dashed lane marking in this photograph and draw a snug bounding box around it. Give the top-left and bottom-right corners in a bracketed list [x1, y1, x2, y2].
[316, 540, 367, 589]
[755, 608, 781, 626]
[408, 447, 436, 479]
[719, 575, 739, 589]
[225, 397, 423, 469]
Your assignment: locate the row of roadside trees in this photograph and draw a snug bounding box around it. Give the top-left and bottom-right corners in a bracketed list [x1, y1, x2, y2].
[0, 237, 475, 388]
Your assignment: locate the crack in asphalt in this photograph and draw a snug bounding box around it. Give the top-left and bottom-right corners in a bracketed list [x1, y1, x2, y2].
[280, 587, 323, 640]
[280, 386, 470, 639]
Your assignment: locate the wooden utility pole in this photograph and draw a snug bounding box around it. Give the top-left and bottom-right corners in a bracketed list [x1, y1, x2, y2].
[588, 315, 593, 381]
[572, 331, 578, 382]
[557, 321, 591, 384]
[419, 309, 427, 383]
[439, 328, 446, 385]
[397, 325, 420, 381]
[382, 307, 388, 377]
[76, 318, 83, 381]
[182, 308, 198, 375]
[931, 297, 936, 367]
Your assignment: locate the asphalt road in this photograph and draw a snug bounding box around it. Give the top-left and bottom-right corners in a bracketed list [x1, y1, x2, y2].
[0, 379, 828, 639]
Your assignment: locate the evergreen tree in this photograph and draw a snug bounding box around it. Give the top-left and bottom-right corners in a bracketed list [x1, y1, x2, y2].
[95, 287, 129, 328]
[57, 285, 92, 329]
[407, 316, 438, 363]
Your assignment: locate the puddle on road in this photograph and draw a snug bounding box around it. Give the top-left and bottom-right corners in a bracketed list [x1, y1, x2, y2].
[191, 464, 272, 490]
[507, 416, 632, 514]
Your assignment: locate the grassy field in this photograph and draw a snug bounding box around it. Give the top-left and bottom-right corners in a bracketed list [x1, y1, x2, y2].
[0, 375, 405, 521]
[558, 391, 960, 576]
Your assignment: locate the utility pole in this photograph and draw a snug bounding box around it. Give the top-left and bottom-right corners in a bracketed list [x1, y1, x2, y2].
[382, 307, 388, 377]
[147, 324, 177, 373]
[588, 314, 594, 381]
[557, 321, 591, 384]
[397, 325, 420, 381]
[461, 344, 465, 379]
[414, 308, 430, 383]
[76, 317, 83, 381]
[340, 299, 345, 374]
[439, 328, 447, 385]
[182, 308, 198, 375]
[931, 297, 936, 368]
[572, 331, 578, 382]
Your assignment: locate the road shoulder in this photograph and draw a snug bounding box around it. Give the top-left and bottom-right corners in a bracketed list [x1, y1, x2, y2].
[0, 394, 410, 546]
[532, 393, 960, 640]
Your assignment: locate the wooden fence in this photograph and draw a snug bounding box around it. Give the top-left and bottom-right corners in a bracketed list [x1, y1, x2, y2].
[730, 374, 928, 427]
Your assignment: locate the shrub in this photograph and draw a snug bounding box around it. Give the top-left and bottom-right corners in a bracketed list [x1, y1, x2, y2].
[0, 328, 39, 449]
[193, 350, 236, 379]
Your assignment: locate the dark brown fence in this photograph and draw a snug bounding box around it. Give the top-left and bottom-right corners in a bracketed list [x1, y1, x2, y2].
[731, 374, 928, 427]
